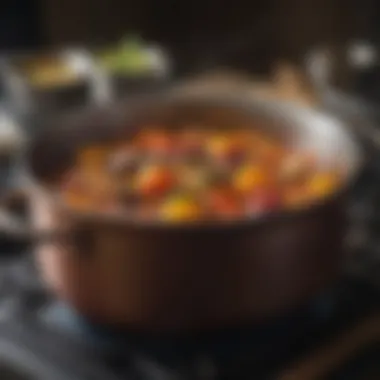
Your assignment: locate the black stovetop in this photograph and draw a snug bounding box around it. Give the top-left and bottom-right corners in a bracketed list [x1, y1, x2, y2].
[0, 254, 377, 380]
[0, 252, 376, 380]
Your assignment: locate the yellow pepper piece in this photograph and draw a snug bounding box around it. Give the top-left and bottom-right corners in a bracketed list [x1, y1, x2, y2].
[160, 196, 201, 222]
[233, 165, 268, 193]
[308, 172, 338, 199]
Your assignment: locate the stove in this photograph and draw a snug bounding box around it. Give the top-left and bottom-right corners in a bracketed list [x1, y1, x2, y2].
[0, 94, 379, 380]
[0, 255, 377, 380]
[0, 207, 379, 378]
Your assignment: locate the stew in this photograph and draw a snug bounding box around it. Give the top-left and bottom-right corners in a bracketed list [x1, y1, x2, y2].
[59, 127, 341, 223]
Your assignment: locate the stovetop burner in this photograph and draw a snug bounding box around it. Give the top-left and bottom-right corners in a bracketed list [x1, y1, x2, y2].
[38, 276, 376, 376]
[0, 253, 377, 380]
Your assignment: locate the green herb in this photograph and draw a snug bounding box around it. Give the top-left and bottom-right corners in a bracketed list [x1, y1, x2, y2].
[99, 35, 151, 74]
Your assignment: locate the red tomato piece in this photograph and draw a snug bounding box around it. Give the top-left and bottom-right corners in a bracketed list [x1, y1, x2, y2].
[135, 165, 176, 198]
[207, 188, 242, 219]
[245, 188, 282, 216]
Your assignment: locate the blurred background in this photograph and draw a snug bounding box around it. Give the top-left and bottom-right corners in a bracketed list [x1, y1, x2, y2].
[1, 0, 380, 105]
[0, 0, 378, 74]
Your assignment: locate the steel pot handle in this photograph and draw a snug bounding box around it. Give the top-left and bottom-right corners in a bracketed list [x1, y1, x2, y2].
[0, 189, 61, 244]
[305, 44, 380, 151]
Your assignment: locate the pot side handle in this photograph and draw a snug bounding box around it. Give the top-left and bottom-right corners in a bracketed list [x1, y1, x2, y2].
[0, 189, 60, 244]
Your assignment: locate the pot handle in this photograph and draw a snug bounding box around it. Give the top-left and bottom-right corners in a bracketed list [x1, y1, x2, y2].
[305, 44, 380, 151]
[0, 189, 61, 244]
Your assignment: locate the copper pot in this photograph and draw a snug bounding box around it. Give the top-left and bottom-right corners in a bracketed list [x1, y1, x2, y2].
[0, 92, 363, 333]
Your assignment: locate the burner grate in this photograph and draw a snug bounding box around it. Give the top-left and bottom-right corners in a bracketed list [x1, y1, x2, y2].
[40, 291, 336, 362]
[32, 276, 378, 380]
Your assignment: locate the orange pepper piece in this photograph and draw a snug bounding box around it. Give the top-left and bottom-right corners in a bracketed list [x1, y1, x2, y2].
[233, 165, 269, 193]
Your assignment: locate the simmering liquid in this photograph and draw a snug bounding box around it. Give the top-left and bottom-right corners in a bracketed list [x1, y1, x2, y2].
[59, 127, 341, 223]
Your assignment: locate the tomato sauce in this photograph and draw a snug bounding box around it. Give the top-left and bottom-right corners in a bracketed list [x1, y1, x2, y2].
[60, 127, 340, 223]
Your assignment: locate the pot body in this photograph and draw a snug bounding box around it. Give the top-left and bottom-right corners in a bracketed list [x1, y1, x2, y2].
[25, 93, 361, 333]
[32, 189, 346, 332]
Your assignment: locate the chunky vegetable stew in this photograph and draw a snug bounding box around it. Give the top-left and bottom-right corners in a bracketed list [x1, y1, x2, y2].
[60, 127, 341, 222]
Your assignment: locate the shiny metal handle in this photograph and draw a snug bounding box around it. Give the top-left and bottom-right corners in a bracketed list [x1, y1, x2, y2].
[0, 192, 29, 239]
[0, 186, 60, 244]
[320, 90, 380, 150]
[305, 43, 380, 151]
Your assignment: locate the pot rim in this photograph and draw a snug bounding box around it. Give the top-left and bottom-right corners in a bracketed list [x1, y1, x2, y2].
[24, 92, 365, 231]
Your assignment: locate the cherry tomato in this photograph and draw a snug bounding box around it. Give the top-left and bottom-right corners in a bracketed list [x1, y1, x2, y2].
[134, 165, 176, 197]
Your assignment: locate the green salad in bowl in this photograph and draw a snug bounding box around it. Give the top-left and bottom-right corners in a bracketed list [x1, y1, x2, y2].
[98, 36, 168, 76]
